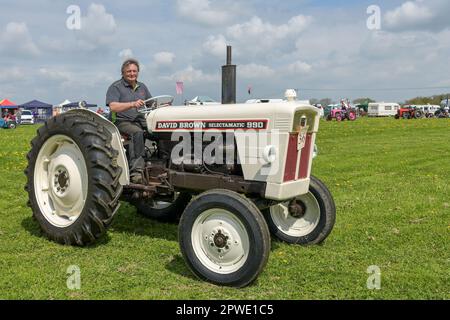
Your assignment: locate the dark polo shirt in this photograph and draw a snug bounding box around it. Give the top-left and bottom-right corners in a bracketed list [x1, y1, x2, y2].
[106, 78, 152, 121]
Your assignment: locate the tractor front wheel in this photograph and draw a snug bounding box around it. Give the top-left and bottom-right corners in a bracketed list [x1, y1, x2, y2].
[263, 176, 336, 245]
[178, 189, 270, 287]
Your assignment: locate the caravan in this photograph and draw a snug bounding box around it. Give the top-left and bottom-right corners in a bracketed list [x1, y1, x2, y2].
[368, 102, 400, 117]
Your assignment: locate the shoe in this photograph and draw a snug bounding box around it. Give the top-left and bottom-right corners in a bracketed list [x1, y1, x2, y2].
[130, 171, 143, 184]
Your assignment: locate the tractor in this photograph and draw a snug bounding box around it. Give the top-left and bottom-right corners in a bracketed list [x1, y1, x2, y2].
[24, 95, 337, 287]
[395, 106, 424, 119]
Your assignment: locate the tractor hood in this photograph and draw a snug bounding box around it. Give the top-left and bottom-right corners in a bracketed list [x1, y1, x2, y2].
[146, 102, 320, 133]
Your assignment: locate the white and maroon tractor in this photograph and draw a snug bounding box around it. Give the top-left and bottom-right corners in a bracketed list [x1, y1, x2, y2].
[25, 47, 335, 287]
[25, 95, 336, 287]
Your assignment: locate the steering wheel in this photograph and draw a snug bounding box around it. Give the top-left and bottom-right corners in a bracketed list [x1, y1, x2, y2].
[137, 95, 174, 113]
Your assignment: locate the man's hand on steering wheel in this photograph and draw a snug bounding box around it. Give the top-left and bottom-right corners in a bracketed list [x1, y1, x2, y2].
[132, 99, 145, 109]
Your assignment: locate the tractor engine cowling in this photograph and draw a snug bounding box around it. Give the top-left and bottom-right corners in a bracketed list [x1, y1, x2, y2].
[146, 102, 320, 201]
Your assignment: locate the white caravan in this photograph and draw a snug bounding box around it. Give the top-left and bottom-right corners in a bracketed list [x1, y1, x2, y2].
[368, 102, 400, 117]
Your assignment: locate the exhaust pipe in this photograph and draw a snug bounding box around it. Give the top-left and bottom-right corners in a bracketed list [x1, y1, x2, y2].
[222, 46, 236, 104]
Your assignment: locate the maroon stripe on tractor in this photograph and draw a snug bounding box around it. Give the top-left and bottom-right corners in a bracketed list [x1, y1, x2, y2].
[284, 133, 299, 182]
[298, 133, 313, 179]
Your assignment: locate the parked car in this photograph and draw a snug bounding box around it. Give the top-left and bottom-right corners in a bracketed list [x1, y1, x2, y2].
[245, 99, 284, 104]
[19, 110, 34, 124]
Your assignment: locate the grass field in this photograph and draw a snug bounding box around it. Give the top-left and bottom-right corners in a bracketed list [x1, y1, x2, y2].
[0, 117, 448, 300]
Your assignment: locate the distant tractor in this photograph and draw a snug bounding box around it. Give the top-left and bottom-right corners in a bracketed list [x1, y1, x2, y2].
[394, 106, 424, 119]
[326, 108, 357, 122]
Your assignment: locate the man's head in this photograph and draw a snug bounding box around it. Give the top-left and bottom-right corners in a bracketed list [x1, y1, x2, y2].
[121, 59, 140, 84]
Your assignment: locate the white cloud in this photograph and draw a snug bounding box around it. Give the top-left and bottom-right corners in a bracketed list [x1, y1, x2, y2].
[176, 0, 231, 26]
[286, 61, 312, 74]
[203, 34, 228, 57]
[0, 22, 40, 56]
[39, 68, 71, 81]
[161, 65, 217, 83]
[239, 63, 275, 79]
[227, 15, 312, 46]
[75, 4, 117, 50]
[153, 52, 176, 66]
[119, 49, 134, 60]
[385, 0, 450, 32]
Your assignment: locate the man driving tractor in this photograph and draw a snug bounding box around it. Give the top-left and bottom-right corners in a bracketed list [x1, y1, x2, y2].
[106, 58, 152, 184]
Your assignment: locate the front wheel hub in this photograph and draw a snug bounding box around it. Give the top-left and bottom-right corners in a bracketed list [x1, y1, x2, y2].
[192, 209, 250, 274]
[213, 230, 229, 249]
[288, 199, 306, 218]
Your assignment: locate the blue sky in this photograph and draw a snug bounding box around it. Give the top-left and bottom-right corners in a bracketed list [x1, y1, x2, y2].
[1, 0, 449, 106]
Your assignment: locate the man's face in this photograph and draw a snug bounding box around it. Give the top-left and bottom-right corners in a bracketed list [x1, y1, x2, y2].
[123, 64, 139, 83]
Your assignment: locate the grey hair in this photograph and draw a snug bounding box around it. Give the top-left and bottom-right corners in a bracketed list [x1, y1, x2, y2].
[121, 58, 140, 74]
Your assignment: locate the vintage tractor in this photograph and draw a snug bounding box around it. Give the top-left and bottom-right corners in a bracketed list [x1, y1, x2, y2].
[0, 118, 17, 129]
[395, 106, 424, 119]
[434, 108, 450, 118]
[25, 96, 336, 288]
[326, 108, 357, 122]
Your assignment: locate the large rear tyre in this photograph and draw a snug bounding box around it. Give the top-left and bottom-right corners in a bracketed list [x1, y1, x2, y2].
[25, 113, 123, 246]
[263, 176, 336, 245]
[179, 189, 270, 288]
[132, 192, 191, 223]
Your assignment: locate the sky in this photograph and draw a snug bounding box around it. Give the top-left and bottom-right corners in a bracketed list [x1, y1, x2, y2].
[1, 0, 449, 106]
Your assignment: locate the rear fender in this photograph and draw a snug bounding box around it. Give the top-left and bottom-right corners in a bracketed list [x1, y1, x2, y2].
[66, 109, 129, 185]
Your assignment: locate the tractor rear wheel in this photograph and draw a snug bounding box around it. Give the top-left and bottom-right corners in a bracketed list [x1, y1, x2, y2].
[178, 189, 270, 287]
[132, 192, 191, 223]
[25, 113, 123, 246]
[263, 176, 336, 245]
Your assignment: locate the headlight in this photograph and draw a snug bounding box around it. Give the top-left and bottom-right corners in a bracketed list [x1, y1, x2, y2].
[263, 145, 277, 164]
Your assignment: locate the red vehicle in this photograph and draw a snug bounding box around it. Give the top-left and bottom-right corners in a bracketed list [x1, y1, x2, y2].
[326, 100, 357, 121]
[395, 106, 423, 119]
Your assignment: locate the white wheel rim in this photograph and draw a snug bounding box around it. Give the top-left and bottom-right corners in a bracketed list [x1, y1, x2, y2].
[270, 192, 321, 237]
[191, 209, 250, 274]
[33, 135, 88, 228]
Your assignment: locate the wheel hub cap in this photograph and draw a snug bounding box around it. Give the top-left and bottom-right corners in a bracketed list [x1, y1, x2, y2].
[33, 135, 88, 227]
[54, 168, 70, 194]
[270, 192, 321, 237]
[192, 209, 250, 274]
[213, 230, 229, 249]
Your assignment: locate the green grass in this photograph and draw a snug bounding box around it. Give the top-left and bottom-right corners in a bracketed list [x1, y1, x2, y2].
[0, 118, 449, 300]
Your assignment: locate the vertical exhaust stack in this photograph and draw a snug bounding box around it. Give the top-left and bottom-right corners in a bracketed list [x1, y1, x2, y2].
[222, 46, 236, 104]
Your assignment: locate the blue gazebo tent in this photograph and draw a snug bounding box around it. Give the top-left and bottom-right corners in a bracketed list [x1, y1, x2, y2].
[19, 100, 53, 122]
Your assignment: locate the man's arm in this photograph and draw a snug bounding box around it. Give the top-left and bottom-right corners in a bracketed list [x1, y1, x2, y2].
[106, 83, 145, 112]
[109, 100, 145, 113]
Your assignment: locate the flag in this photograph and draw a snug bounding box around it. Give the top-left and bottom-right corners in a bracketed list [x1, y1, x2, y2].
[247, 85, 252, 95]
[176, 81, 184, 95]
